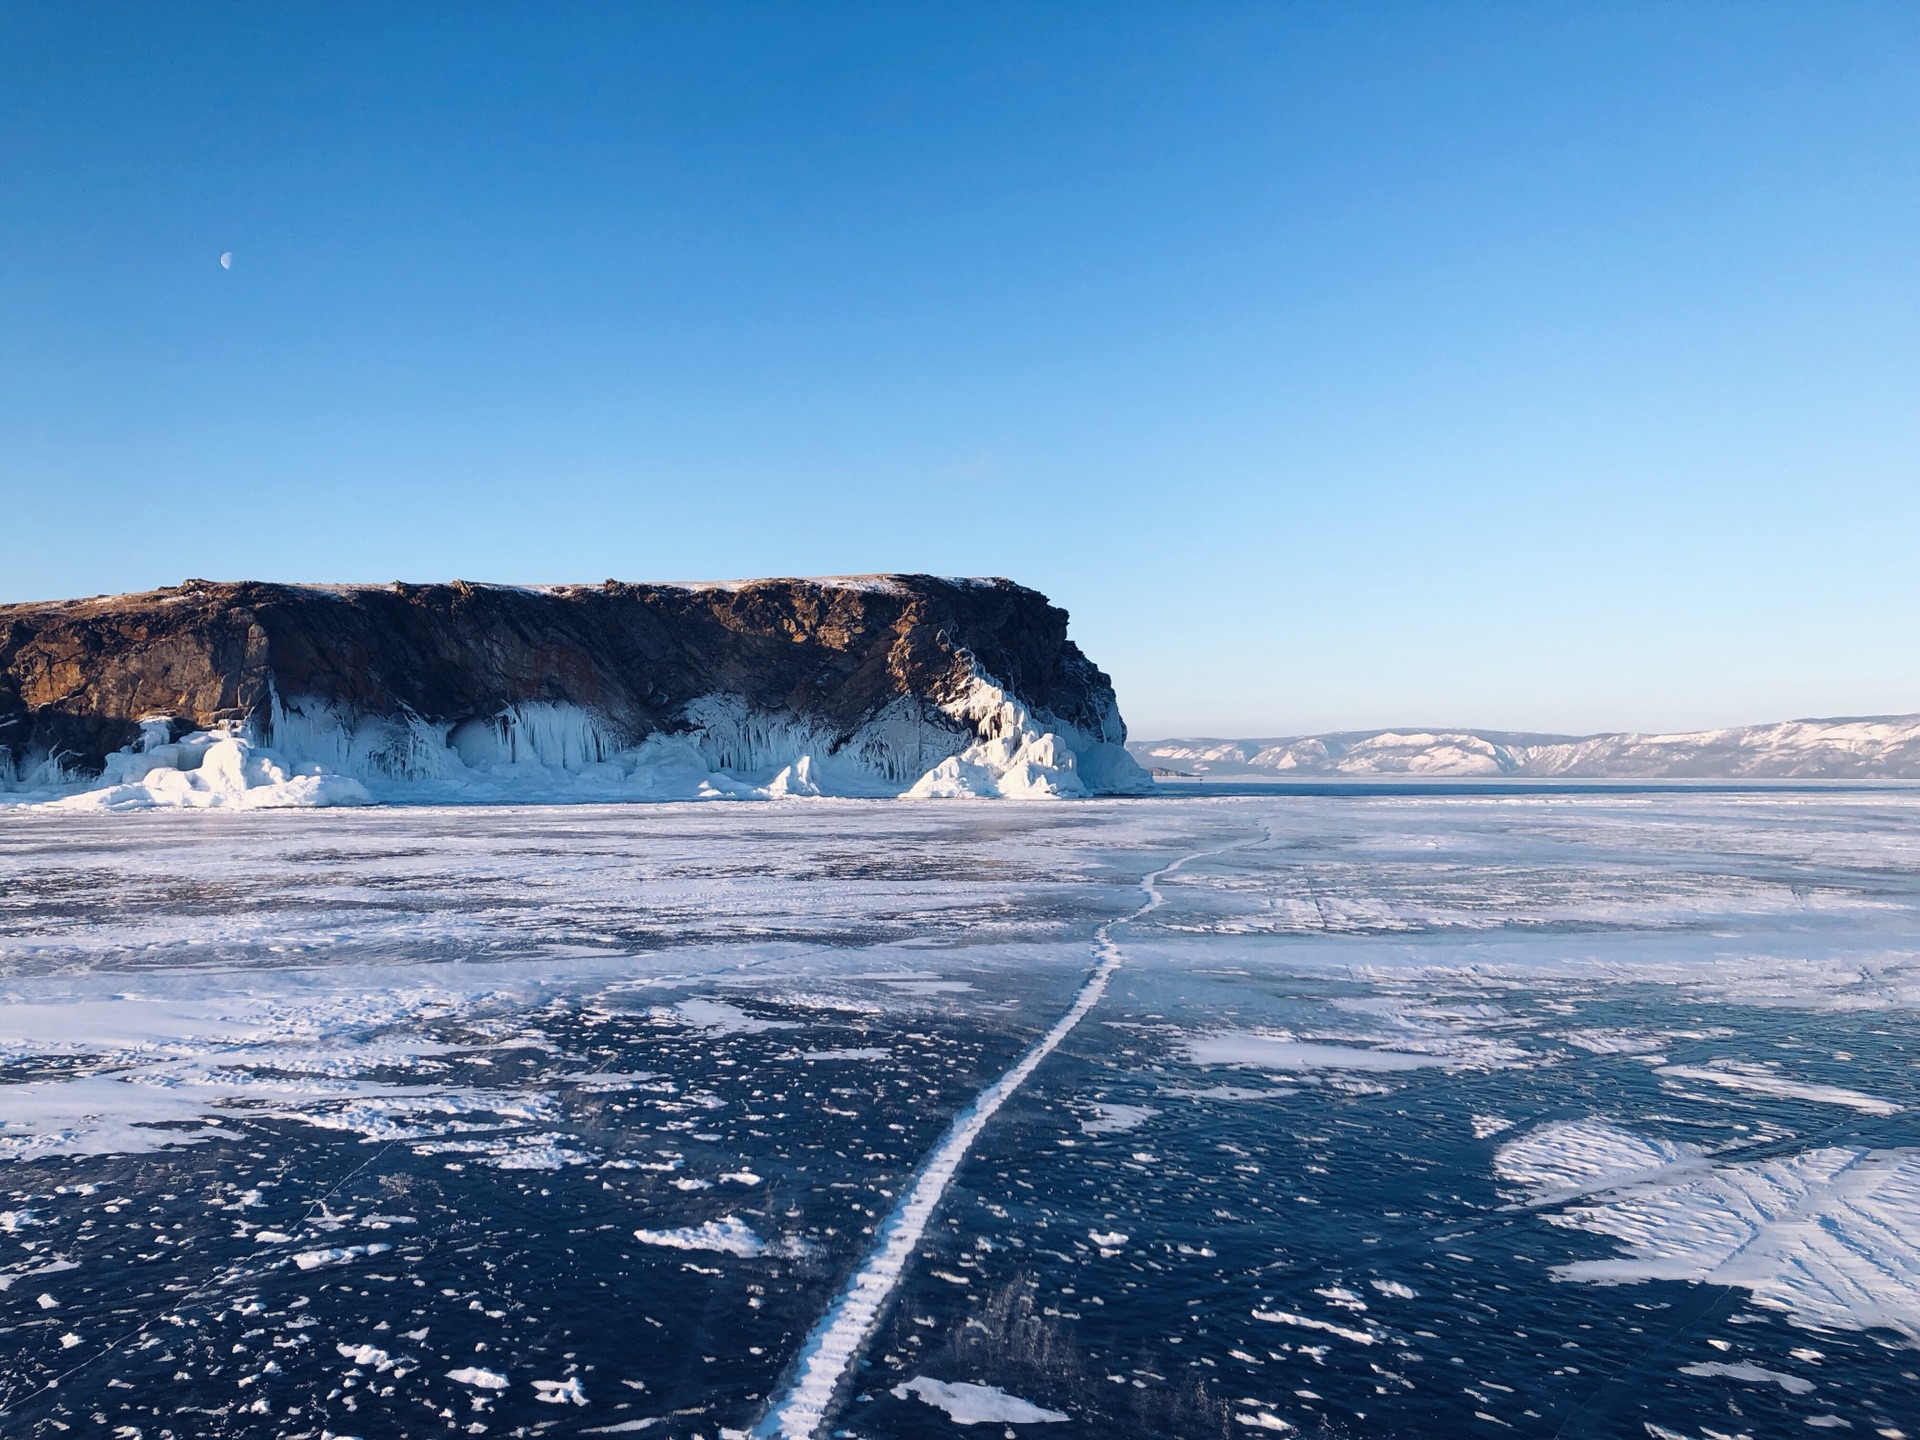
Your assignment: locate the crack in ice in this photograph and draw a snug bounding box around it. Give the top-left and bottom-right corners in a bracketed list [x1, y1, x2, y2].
[754, 831, 1259, 1439]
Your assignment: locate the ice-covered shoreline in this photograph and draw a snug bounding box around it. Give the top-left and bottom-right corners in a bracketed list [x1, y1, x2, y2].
[0, 676, 1150, 811]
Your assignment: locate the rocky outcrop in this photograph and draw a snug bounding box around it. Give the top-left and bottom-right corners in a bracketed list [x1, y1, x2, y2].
[0, 576, 1150, 805]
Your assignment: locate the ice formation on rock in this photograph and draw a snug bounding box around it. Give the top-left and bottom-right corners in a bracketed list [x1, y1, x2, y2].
[902, 671, 1140, 800]
[47, 725, 372, 811]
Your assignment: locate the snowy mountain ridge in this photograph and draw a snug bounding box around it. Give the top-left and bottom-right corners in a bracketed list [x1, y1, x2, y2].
[1131, 715, 1920, 780]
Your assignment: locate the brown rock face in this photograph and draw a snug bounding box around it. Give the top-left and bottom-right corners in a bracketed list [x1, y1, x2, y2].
[0, 576, 1128, 780]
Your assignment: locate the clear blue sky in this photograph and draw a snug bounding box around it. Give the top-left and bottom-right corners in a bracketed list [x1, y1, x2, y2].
[2, 3, 1914, 738]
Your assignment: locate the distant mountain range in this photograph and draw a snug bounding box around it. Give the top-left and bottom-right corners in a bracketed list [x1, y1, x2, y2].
[1128, 714, 1920, 780]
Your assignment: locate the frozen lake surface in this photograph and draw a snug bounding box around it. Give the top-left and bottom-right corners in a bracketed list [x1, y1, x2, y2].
[1, 793, 1916, 1439]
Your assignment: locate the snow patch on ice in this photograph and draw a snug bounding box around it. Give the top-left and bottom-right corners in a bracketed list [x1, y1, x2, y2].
[1548, 1144, 1920, 1344]
[1163, 1084, 1298, 1101]
[0, 1073, 250, 1163]
[889, 1377, 1068, 1425]
[447, 1366, 509, 1390]
[1250, 1309, 1378, 1345]
[1234, 1410, 1296, 1432]
[632, 1215, 766, 1257]
[0, 987, 570, 1164]
[1080, 1103, 1158, 1135]
[1654, 1061, 1901, 1114]
[291, 1243, 391, 1271]
[290, 1090, 559, 1145]
[1676, 1361, 1814, 1394]
[670, 998, 798, 1035]
[533, 1376, 589, 1405]
[1496, 1120, 1700, 1202]
[412, 1133, 598, 1170]
[1189, 1034, 1460, 1072]
[1564, 1029, 1667, 1056]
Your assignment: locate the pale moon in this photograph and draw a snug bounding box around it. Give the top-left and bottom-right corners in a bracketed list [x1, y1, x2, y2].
[219, 252, 232, 269]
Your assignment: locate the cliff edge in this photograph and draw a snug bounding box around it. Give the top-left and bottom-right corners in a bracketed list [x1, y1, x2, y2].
[0, 576, 1151, 808]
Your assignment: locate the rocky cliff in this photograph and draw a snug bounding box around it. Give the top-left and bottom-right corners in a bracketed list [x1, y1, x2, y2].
[0, 576, 1150, 807]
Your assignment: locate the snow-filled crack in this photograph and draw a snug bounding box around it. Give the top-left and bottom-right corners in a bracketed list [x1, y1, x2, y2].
[754, 829, 1264, 1439]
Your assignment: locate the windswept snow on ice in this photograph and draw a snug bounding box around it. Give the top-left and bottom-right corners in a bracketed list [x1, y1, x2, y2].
[1654, 1060, 1901, 1114]
[1080, 1103, 1158, 1135]
[0, 979, 583, 1163]
[631, 1215, 767, 1258]
[1187, 1032, 1521, 1073]
[1561, 1028, 1667, 1055]
[448, 1366, 510, 1390]
[890, 1376, 1068, 1425]
[291, 1242, 391, 1271]
[1495, 1120, 1700, 1203]
[533, 1376, 589, 1405]
[1535, 1135, 1920, 1345]
[0, 989, 450, 1160]
[1250, 1308, 1379, 1346]
[1677, 1360, 1816, 1394]
[670, 999, 800, 1036]
[412, 1132, 600, 1170]
[0, 1073, 249, 1163]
